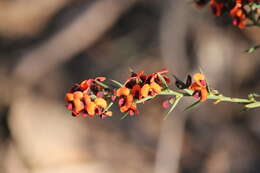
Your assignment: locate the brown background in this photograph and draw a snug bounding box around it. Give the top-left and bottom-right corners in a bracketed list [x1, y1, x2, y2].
[0, 0, 260, 172]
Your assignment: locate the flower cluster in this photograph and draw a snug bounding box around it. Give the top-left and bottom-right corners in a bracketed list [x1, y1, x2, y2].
[65, 77, 112, 118]
[115, 69, 170, 116]
[194, 0, 260, 28]
[65, 69, 260, 118]
[65, 70, 212, 118]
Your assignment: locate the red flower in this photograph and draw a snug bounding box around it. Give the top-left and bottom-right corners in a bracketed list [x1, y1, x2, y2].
[124, 69, 170, 99]
[115, 69, 170, 115]
[210, 0, 224, 16]
[230, 0, 247, 28]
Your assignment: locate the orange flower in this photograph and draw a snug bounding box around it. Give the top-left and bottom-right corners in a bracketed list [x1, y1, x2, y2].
[85, 102, 96, 117]
[65, 77, 113, 118]
[193, 73, 206, 87]
[84, 97, 110, 117]
[65, 91, 84, 116]
[140, 82, 162, 98]
[116, 87, 130, 97]
[116, 87, 139, 115]
[189, 73, 208, 102]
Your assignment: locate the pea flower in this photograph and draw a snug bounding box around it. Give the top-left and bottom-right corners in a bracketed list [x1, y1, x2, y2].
[115, 69, 170, 115]
[65, 77, 112, 118]
[116, 87, 139, 116]
[189, 73, 208, 102]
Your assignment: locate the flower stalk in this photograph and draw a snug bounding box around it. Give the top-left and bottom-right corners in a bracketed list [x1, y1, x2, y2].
[65, 69, 260, 119]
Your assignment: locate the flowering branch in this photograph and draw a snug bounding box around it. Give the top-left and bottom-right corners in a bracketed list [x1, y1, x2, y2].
[194, 0, 260, 29]
[65, 69, 260, 119]
[194, 0, 260, 53]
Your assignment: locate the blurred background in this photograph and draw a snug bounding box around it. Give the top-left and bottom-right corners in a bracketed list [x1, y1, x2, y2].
[0, 0, 260, 172]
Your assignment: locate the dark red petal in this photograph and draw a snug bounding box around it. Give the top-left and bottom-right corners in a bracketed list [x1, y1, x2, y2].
[163, 75, 171, 83]
[71, 111, 79, 117]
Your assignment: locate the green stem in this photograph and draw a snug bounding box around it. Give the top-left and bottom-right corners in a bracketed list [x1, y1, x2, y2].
[156, 89, 260, 109]
[207, 94, 252, 103]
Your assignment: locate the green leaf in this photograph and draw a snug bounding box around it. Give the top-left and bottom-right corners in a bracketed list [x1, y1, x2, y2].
[245, 44, 260, 53]
[110, 79, 123, 87]
[159, 89, 183, 96]
[121, 113, 129, 120]
[104, 102, 113, 112]
[183, 100, 200, 112]
[136, 96, 154, 104]
[163, 96, 182, 120]
[95, 80, 109, 89]
[252, 93, 260, 97]
[245, 102, 260, 108]
[183, 89, 193, 96]
[157, 73, 168, 89]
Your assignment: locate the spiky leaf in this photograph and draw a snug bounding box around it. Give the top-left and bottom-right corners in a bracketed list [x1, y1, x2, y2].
[110, 79, 123, 87]
[163, 96, 182, 120]
[183, 100, 200, 112]
[95, 80, 109, 89]
[245, 102, 260, 109]
[158, 73, 168, 88]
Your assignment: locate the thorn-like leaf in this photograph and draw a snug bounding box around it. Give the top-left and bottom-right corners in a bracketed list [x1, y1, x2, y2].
[104, 102, 113, 112]
[128, 67, 134, 73]
[183, 89, 193, 96]
[121, 113, 129, 120]
[95, 80, 109, 89]
[245, 44, 260, 53]
[252, 93, 260, 97]
[163, 96, 182, 120]
[198, 67, 204, 75]
[245, 102, 260, 108]
[136, 96, 154, 104]
[110, 79, 123, 87]
[213, 100, 221, 104]
[158, 73, 168, 88]
[240, 108, 250, 113]
[183, 100, 200, 112]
